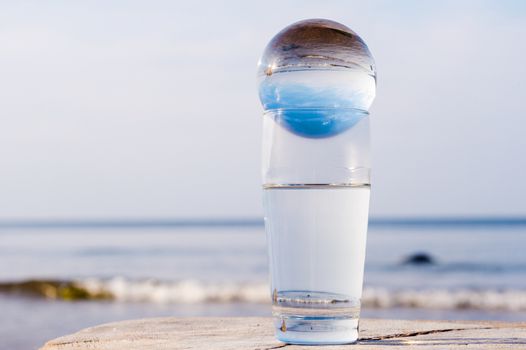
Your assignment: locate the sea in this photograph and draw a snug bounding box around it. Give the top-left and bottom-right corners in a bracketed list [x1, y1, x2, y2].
[1, 219, 526, 350]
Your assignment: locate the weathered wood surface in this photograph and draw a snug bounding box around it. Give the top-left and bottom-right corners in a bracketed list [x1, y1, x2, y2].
[41, 317, 526, 349]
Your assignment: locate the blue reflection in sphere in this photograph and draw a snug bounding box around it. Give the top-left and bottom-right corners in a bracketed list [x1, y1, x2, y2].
[257, 19, 376, 138]
[269, 108, 368, 139]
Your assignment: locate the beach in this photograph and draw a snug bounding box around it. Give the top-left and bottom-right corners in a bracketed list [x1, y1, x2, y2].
[1, 222, 526, 349]
[1, 1, 525, 349]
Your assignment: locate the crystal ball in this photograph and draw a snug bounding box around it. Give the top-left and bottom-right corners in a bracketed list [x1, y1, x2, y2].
[258, 19, 376, 138]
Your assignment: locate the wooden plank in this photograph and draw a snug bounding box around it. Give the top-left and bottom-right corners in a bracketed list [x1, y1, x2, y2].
[41, 317, 526, 349]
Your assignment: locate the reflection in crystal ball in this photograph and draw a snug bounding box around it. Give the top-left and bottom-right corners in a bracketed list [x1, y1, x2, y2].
[257, 19, 376, 138]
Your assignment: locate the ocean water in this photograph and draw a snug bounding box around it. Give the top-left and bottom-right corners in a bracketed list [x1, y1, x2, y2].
[1, 221, 526, 349]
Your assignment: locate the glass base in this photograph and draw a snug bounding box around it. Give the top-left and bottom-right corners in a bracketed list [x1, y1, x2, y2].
[272, 291, 361, 345]
[274, 316, 359, 345]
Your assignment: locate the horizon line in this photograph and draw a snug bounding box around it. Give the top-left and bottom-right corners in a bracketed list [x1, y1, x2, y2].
[1, 216, 526, 229]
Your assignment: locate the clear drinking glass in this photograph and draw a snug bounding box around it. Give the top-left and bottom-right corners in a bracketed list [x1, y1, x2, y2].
[258, 19, 376, 344]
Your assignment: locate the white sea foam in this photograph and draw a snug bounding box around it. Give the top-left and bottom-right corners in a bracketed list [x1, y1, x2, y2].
[362, 287, 526, 312]
[79, 277, 269, 304]
[75, 277, 526, 311]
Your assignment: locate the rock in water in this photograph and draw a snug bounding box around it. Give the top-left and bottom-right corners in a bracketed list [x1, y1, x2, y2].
[402, 252, 436, 265]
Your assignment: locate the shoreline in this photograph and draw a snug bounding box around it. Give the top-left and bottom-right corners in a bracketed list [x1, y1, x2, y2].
[1, 278, 526, 312]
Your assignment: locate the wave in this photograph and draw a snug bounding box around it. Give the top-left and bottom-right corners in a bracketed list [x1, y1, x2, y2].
[361, 287, 526, 311]
[80, 277, 269, 303]
[2, 278, 526, 311]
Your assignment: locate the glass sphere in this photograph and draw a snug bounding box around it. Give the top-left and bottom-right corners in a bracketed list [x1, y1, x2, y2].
[257, 19, 376, 138]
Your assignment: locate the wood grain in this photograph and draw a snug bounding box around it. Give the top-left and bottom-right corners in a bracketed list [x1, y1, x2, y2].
[41, 317, 526, 349]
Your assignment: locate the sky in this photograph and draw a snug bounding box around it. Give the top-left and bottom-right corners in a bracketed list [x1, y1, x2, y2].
[0, 1, 525, 220]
